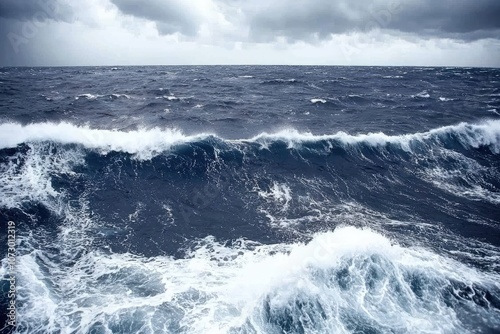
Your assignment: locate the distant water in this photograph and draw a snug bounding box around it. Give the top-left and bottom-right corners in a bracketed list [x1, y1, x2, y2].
[1, 66, 500, 333]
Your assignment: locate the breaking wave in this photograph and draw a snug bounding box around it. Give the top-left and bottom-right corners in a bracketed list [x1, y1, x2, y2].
[1, 120, 499, 158]
[3, 227, 500, 334]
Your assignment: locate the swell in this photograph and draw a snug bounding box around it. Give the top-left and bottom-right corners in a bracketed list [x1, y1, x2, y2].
[2, 120, 499, 220]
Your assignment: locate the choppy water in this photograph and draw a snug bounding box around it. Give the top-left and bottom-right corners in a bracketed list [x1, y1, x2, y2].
[1, 66, 500, 333]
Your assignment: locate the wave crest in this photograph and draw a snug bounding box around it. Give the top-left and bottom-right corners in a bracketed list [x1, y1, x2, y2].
[1, 120, 499, 159]
[0, 122, 213, 159]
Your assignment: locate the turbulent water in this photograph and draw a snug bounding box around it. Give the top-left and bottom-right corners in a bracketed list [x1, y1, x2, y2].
[0, 66, 500, 334]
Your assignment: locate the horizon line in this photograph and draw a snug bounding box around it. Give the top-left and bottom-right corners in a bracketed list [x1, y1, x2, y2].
[1, 64, 499, 69]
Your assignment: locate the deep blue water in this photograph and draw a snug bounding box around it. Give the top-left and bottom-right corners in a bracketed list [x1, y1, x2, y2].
[0, 66, 500, 333]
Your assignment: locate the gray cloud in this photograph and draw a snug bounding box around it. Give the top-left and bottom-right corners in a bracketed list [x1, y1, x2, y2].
[0, 0, 499, 67]
[109, 0, 200, 36]
[247, 0, 500, 42]
[99, 0, 500, 42]
[0, 0, 73, 22]
[0, 0, 74, 64]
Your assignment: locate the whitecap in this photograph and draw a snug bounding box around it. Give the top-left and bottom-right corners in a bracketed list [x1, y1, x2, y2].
[75, 93, 98, 100]
[411, 90, 430, 99]
[1, 120, 500, 159]
[439, 97, 453, 102]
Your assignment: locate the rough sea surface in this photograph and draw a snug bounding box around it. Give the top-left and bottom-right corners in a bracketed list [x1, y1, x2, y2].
[1, 66, 500, 333]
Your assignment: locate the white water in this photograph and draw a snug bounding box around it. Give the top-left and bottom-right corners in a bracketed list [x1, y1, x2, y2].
[310, 98, 327, 104]
[1, 121, 500, 333]
[257, 181, 293, 211]
[422, 149, 500, 205]
[1, 120, 499, 158]
[411, 90, 430, 99]
[0, 122, 213, 160]
[0, 143, 85, 209]
[245, 120, 500, 152]
[3, 226, 499, 334]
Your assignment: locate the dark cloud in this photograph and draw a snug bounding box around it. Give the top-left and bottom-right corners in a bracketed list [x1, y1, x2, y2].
[0, 0, 498, 67]
[0, 0, 73, 63]
[109, 0, 199, 36]
[0, 0, 73, 22]
[247, 0, 500, 42]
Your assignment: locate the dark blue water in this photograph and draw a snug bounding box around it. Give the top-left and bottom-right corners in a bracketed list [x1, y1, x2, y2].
[1, 66, 500, 333]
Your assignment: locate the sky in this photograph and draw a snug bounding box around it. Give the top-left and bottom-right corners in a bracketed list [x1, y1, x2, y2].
[0, 0, 499, 67]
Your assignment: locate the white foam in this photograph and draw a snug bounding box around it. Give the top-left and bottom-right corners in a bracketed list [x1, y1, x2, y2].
[75, 93, 131, 100]
[267, 78, 297, 83]
[1, 120, 500, 159]
[75, 93, 98, 100]
[110, 93, 131, 99]
[422, 150, 500, 204]
[242, 120, 500, 153]
[439, 97, 454, 102]
[412, 90, 430, 99]
[9, 254, 60, 333]
[8, 227, 500, 333]
[257, 182, 292, 211]
[0, 143, 85, 209]
[0, 122, 213, 160]
[156, 95, 179, 101]
[311, 98, 327, 104]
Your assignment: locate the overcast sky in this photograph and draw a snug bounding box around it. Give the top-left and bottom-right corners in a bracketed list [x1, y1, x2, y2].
[1, 0, 499, 67]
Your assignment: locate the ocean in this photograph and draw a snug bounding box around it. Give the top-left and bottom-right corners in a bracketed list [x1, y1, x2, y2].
[0, 66, 499, 333]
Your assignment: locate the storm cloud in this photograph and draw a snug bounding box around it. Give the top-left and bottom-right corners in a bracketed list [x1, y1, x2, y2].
[0, 0, 499, 66]
[109, 0, 200, 36]
[246, 0, 500, 42]
[0, 0, 73, 22]
[2, 0, 499, 42]
[102, 0, 500, 41]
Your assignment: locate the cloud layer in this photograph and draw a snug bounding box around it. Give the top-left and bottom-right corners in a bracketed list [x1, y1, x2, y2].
[0, 0, 73, 22]
[0, 0, 499, 66]
[247, 0, 500, 41]
[109, 0, 200, 36]
[106, 0, 500, 41]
